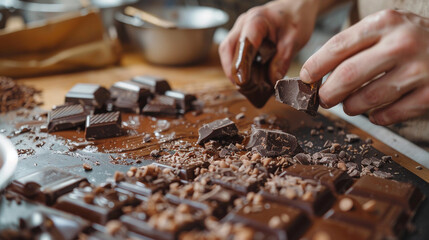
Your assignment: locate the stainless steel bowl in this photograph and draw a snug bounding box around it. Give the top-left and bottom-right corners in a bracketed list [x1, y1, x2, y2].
[116, 6, 229, 65]
[0, 134, 18, 191]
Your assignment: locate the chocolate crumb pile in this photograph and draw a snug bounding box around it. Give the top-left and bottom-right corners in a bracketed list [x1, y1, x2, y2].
[0, 77, 42, 113]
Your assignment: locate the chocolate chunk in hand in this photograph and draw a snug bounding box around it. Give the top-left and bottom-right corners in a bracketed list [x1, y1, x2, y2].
[231, 38, 276, 108]
[246, 126, 303, 157]
[47, 104, 87, 132]
[196, 118, 240, 146]
[65, 83, 110, 109]
[8, 167, 88, 205]
[275, 77, 320, 116]
[85, 111, 122, 139]
[131, 75, 171, 94]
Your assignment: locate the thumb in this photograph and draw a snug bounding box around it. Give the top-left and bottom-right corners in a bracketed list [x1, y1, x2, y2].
[269, 35, 294, 85]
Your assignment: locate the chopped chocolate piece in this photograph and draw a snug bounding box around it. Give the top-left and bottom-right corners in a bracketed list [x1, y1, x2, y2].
[9, 167, 88, 205]
[55, 184, 139, 224]
[261, 175, 335, 215]
[231, 38, 275, 108]
[282, 164, 353, 193]
[346, 175, 424, 213]
[324, 195, 409, 238]
[165, 90, 197, 114]
[83, 163, 92, 171]
[345, 134, 360, 143]
[142, 95, 178, 115]
[65, 83, 110, 109]
[110, 80, 151, 105]
[302, 219, 376, 240]
[131, 75, 171, 94]
[153, 162, 209, 181]
[293, 153, 311, 165]
[274, 77, 320, 116]
[196, 118, 240, 145]
[47, 104, 87, 132]
[235, 112, 245, 120]
[372, 170, 393, 179]
[223, 200, 309, 240]
[85, 111, 122, 139]
[246, 126, 303, 157]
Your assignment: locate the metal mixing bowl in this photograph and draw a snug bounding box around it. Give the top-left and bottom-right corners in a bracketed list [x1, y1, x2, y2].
[0, 134, 18, 191]
[116, 6, 229, 65]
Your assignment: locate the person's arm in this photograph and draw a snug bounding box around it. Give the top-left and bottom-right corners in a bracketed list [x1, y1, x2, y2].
[300, 9, 429, 125]
[219, 0, 346, 85]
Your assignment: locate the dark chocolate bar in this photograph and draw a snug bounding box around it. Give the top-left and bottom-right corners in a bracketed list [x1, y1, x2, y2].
[131, 75, 171, 94]
[47, 104, 87, 132]
[301, 219, 376, 240]
[85, 111, 122, 139]
[246, 126, 303, 157]
[55, 183, 139, 224]
[110, 80, 152, 112]
[196, 118, 240, 145]
[65, 83, 110, 109]
[275, 77, 320, 116]
[8, 167, 88, 205]
[282, 164, 353, 193]
[231, 38, 276, 108]
[142, 95, 178, 116]
[346, 175, 424, 213]
[165, 90, 196, 114]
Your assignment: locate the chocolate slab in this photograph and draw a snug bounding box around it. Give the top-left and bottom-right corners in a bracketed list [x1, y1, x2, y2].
[142, 95, 178, 116]
[8, 167, 88, 205]
[324, 195, 409, 239]
[85, 111, 122, 139]
[196, 118, 240, 145]
[131, 75, 171, 94]
[282, 164, 353, 193]
[346, 175, 425, 214]
[164, 90, 197, 114]
[301, 219, 376, 240]
[47, 104, 87, 132]
[65, 83, 110, 109]
[110, 80, 152, 112]
[223, 200, 309, 240]
[231, 38, 275, 108]
[246, 126, 303, 157]
[275, 77, 320, 116]
[55, 184, 139, 224]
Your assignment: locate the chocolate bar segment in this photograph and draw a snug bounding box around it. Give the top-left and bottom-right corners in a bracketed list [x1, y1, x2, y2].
[55, 183, 139, 224]
[164, 90, 196, 114]
[85, 111, 122, 139]
[346, 175, 424, 213]
[231, 38, 275, 108]
[196, 118, 240, 145]
[246, 126, 303, 157]
[275, 77, 320, 116]
[324, 195, 409, 238]
[142, 95, 178, 116]
[131, 75, 171, 94]
[282, 164, 353, 193]
[8, 167, 88, 205]
[223, 198, 309, 240]
[65, 83, 110, 109]
[110, 81, 152, 113]
[301, 219, 375, 240]
[47, 104, 87, 132]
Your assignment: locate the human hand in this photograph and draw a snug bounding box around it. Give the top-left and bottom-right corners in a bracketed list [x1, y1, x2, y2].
[219, 0, 320, 85]
[301, 9, 429, 126]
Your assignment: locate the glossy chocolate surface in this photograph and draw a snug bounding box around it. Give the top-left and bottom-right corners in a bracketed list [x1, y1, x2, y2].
[65, 83, 110, 109]
[131, 75, 171, 94]
[47, 104, 87, 132]
[85, 111, 122, 139]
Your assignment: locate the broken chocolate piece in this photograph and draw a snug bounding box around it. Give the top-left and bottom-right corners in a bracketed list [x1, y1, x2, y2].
[131, 75, 171, 94]
[110, 81, 152, 112]
[246, 126, 303, 157]
[142, 95, 178, 116]
[9, 167, 88, 205]
[65, 83, 110, 109]
[275, 77, 320, 116]
[85, 111, 122, 139]
[196, 118, 240, 145]
[165, 90, 197, 114]
[47, 104, 87, 132]
[231, 38, 276, 108]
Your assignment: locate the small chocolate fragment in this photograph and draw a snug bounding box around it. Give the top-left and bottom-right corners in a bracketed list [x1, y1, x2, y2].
[9, 167, 88, 205]
[346, 175, 424, 214]
[65, 83, 110, 109]
[131, 75, 171, 94]
[231, 38, 276, 108]
[47, 104, 87, 132]
[85, 111, 122, 139]
[165, 90, 197, 114]
[275, 77, 320, 116]
[142, 95, 178, 116]
[196, 118, 240, 146]
[110, 81, 152, 113]
[345, 134, 360, 143]
[246, 126, 303, 157]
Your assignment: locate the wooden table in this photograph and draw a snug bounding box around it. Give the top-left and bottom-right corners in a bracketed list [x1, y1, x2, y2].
[15, 46, 429, 182]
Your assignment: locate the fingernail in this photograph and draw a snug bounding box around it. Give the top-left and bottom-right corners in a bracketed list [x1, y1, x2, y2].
[276, 71, 284, 80]
[319, 97, 329, 108]
[300, 68, 312, 83]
